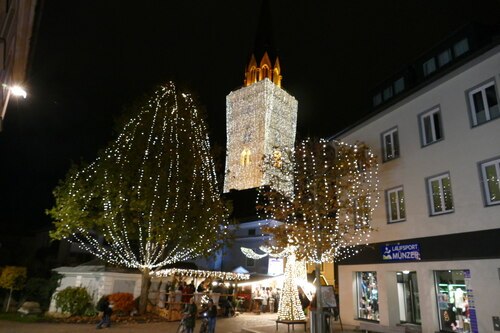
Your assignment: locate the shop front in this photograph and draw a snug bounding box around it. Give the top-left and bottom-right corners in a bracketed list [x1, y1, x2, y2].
[337, 231, 500, 333]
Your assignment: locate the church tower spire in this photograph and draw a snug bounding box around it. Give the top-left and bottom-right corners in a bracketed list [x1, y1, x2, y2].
[244, 0, 282, 87]
[224, 0, 297, 193]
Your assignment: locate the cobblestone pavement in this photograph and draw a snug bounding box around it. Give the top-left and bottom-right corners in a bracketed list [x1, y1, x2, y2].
[0, 312, 357, 333]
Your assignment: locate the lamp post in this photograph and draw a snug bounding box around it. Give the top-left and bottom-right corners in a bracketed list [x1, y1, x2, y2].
[0, 83, 27, 131]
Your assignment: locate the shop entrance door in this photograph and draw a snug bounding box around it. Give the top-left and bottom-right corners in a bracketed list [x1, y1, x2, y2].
[397, 271, 421, 324]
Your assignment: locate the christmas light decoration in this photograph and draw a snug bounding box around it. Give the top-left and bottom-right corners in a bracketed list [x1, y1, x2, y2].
[257, 138, 379, 330]
[153, 268, 249, 281]
[277, 253, 306, 321]
[240, 247, 269, 260]
[224, 78, 297, 192]
[240, 245, 308, 321]
[257, 138, 379, 263]
[48, 82, 229, 314]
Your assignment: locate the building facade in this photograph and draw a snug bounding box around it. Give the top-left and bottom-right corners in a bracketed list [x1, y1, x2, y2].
[333, 25, 500, 333]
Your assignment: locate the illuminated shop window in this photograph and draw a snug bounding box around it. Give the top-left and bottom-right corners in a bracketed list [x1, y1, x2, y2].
[434, 270, 471, 333]
[356, 272, 379, 321]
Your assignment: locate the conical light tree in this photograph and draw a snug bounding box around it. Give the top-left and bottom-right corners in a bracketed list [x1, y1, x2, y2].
[258, 137, 379, 331]
[48, 82, 229, 314]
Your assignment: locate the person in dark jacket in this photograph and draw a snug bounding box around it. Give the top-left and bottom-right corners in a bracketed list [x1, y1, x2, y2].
[96, 296, 113, 329]
[206, 298, 217, 333]
[184, 297, 197, 333]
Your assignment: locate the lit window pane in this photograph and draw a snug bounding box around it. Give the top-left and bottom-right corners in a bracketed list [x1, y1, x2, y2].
[485, 164, 500, 203]
[442, 177, 453, 210]
[399, 190, 406, 219]
[390, 192, 398, 221]
[431, 180, 442, 213]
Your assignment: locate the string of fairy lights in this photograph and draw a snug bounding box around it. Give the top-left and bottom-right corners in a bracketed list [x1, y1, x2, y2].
[55, 82, 228, 271]
[257, 137, 380, 264]
[277, 252, 307, 321]
[153, 268, 249, 281]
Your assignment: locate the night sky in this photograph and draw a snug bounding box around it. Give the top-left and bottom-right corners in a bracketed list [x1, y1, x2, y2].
[1, 0, 500, 238]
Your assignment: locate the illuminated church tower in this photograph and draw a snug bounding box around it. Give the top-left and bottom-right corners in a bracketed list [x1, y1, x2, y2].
[223, 2, 298, 193]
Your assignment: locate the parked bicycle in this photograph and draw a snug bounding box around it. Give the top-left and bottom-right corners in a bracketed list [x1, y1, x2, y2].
[177, 314, 188, 333]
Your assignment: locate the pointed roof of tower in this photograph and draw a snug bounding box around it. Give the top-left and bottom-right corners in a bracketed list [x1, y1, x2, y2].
[253, 0, 277, 62]
[243, 0, 282, 87]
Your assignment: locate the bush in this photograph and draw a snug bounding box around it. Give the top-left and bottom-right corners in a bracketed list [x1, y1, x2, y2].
[23, 273, 61, 310]
[108, 292, 135, 315]
[54, 286, 92, 316]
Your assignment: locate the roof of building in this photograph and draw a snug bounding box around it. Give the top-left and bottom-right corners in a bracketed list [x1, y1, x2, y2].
[329, 22, 500, 140]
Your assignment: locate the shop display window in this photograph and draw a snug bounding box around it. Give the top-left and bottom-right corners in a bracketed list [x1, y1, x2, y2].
[434, 270, 471, 333]
[356, 272, 379, 321]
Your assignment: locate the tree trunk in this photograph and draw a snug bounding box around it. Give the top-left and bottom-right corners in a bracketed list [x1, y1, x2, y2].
[5, 288, 13, 312]
[138, 268, 151, 315]
[314, 264, 324, 333]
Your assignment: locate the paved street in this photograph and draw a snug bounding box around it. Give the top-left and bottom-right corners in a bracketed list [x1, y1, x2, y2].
[0, 312, 357, 333]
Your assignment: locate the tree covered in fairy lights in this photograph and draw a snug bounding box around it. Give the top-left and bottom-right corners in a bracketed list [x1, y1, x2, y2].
[258, 137, 379, 328]
[48, 82, 229, 314]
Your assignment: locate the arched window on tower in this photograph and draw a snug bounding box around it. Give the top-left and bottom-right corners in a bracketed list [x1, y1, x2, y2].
[241, 149, 251, 166]
[273, 68, 281, 87]
[260, 65, 270, 81]
[249, 66, 257, 85]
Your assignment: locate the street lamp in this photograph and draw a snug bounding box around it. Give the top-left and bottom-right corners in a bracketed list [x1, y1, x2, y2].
[0, 83, 27, 131]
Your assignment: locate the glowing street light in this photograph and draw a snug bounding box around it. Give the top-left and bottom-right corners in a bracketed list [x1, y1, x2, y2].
[0, 83, 27, 131]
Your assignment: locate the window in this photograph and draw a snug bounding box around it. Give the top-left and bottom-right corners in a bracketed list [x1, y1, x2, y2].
[383, 86, 393, 101]
[427, 173, 454, 215]
[419, 107, 443, 146]
[382, 127, 399, 161]
[467, 80, 500, 126]
[373, 93, 382, 107]
[394, 77, 405, 94]
[480, 157, 500, 206]
[386, 186, 406, 223]
[453, 38, 469, 57]
[423, 58, 436, 76]
[356, 272, 379, 321]
[248, 228, 256, 236]
[438, 49, 452, 67]
[241, 149, 251, 166]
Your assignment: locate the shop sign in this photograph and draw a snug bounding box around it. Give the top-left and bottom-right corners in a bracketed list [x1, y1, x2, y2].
[381, 243, 421, 261]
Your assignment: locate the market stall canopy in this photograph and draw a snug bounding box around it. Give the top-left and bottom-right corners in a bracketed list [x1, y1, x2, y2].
[152, 268, 250, 281]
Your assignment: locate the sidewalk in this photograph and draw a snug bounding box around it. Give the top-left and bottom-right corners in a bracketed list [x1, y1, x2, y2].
[0, 312, 358, 333]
